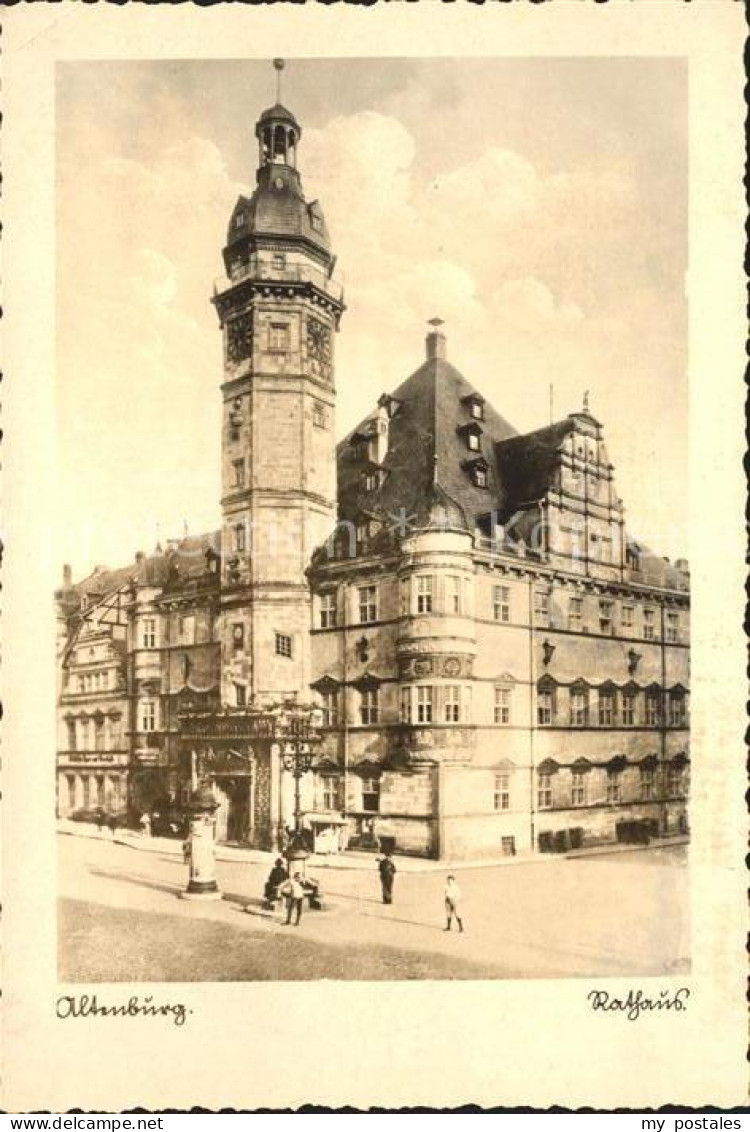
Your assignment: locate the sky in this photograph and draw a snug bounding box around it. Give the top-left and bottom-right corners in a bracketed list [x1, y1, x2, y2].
[56, 57, 687, 576]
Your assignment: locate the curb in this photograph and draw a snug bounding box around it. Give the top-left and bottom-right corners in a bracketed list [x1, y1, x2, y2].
[57, 822, 688, 873]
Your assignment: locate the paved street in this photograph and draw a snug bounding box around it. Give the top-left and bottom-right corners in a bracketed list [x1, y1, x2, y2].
[58, 834, 689, 982]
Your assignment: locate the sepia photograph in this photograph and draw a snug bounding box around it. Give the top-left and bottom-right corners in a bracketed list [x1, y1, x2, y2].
[55, 55, 691, 984]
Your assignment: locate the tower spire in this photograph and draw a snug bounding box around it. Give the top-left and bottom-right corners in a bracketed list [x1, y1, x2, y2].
[273, 58, 285, 104]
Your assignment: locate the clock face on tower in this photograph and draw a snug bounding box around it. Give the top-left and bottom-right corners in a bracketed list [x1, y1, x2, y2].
[306, 316, 332, 380]
[226, 312, 253, 364]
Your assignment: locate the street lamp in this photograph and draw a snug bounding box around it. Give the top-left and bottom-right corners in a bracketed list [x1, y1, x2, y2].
[280, 710, 319, 870]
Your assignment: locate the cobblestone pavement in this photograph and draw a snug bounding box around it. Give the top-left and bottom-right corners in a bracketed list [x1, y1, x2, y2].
[58, 834, 689, 982]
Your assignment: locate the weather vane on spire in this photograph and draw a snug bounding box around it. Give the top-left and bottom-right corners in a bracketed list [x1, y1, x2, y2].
[273, 58, 285, 103]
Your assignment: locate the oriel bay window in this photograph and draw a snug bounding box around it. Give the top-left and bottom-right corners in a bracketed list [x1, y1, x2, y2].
[416, 686, 433, 724]
[416, 575, 433, 613]
[444, 685, 461, 723]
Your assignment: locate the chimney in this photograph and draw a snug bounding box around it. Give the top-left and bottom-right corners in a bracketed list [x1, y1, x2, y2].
[135, 551, 145, 564]
[63, 564, 72, 588]
[426, 317, 446, 361]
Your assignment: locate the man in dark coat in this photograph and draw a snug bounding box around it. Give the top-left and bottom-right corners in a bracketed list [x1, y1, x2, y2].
[264, 857, 289, 904]
[378, 851, 396, 904]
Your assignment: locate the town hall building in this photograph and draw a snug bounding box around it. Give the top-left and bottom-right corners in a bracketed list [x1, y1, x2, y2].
[56, 71, 690, 859]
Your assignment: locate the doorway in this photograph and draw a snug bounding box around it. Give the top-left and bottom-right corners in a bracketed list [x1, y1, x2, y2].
[214, 775, 252, 843]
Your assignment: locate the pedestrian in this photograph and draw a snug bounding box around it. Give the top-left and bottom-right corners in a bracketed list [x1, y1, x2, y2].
[378, 851, 396, 905]
[182, 838, 191, 865]
[444, 875, 464, 933]
[108, 813, 118, 837]
[96, 809, 105, 834]
[264, 857, 288, 905]
[140, 812, 151, 838]
[282, 872, 305, 926]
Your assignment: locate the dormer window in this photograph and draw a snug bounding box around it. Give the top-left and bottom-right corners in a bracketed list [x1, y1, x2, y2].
[463, 456, 489, 488]
[468, 432, 480, 452]
[458, 421, 483, 453]
[234, 212, 246, 228]
[461, 393, 485, 420]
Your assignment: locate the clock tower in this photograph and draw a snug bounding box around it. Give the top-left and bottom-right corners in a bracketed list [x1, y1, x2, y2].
[212, 62, 344, 706]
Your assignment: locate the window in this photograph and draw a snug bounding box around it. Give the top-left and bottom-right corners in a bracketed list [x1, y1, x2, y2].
[444, 685, 461, 723]
[621, 605, 634, 630]
[669, 693, 686, 727]
[570, 687, 589, 726]
[467, 431, 480, 452]
[180, 614, 196, 645]
[416, 686, 433, 724]
[446, 575, 463, 615]
[141, 701, 156, 732]
[568, 597, 583, 630]
[493, 774, 510, 811]
[599, 601, 614, 635]
[82, 777, 91, 810]
[272, 252, 286, 271]
[67, 719, 77, 751]
[321, 775, 340, 811]
[361, 776, 380, 812]
[534, 590, 550, 625]
[537, 773, 553, 810]
[319, 593, 337, 629]
[606, 772, 622, 803]
[644, 609, 656, 640]
[232, 459, 245, 488]
[416, 575, 433, 614]
[359, 688, 379, 725]
[234, 211, 246, 228]
[400, 686, 412, 723]
[666, 612, 679, 643]
[321, 689, 339, 728]
[494, 686, 512, 725]
[358, 585, 378, 624]
[269, 322, 290, 352]
[320, 592, 337, 629]
[537, 686, 555, 726]
[667, 766, 685, 797]
[275, 632, 293, 659]
[474, 467, 487, 488]
[313, 402, 327, 429]
[640, 768, 655, 800]
[493, 585, 510, 623]
[77, 675, 85, 694]
[234, 523, 246, 553]
[234, 683, 247, 708]
[66, 774, 76, 811]
[364, 471, 378, 492]
[232, 622, 245, 651]
[645, 692, 661, 726]
[571, 772, 587, 807]
[356, 521, 369, 547]
[142, 618, 156, 649]
[622, 692, 636, 726]
[470, 400, 484, 420]
[598, 690, 616, 726]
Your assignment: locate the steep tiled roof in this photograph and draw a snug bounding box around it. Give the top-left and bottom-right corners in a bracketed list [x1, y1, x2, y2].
[494, 419, 574, 517]
[337, 350, 517, 538]
[68, 532, 221, 598]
